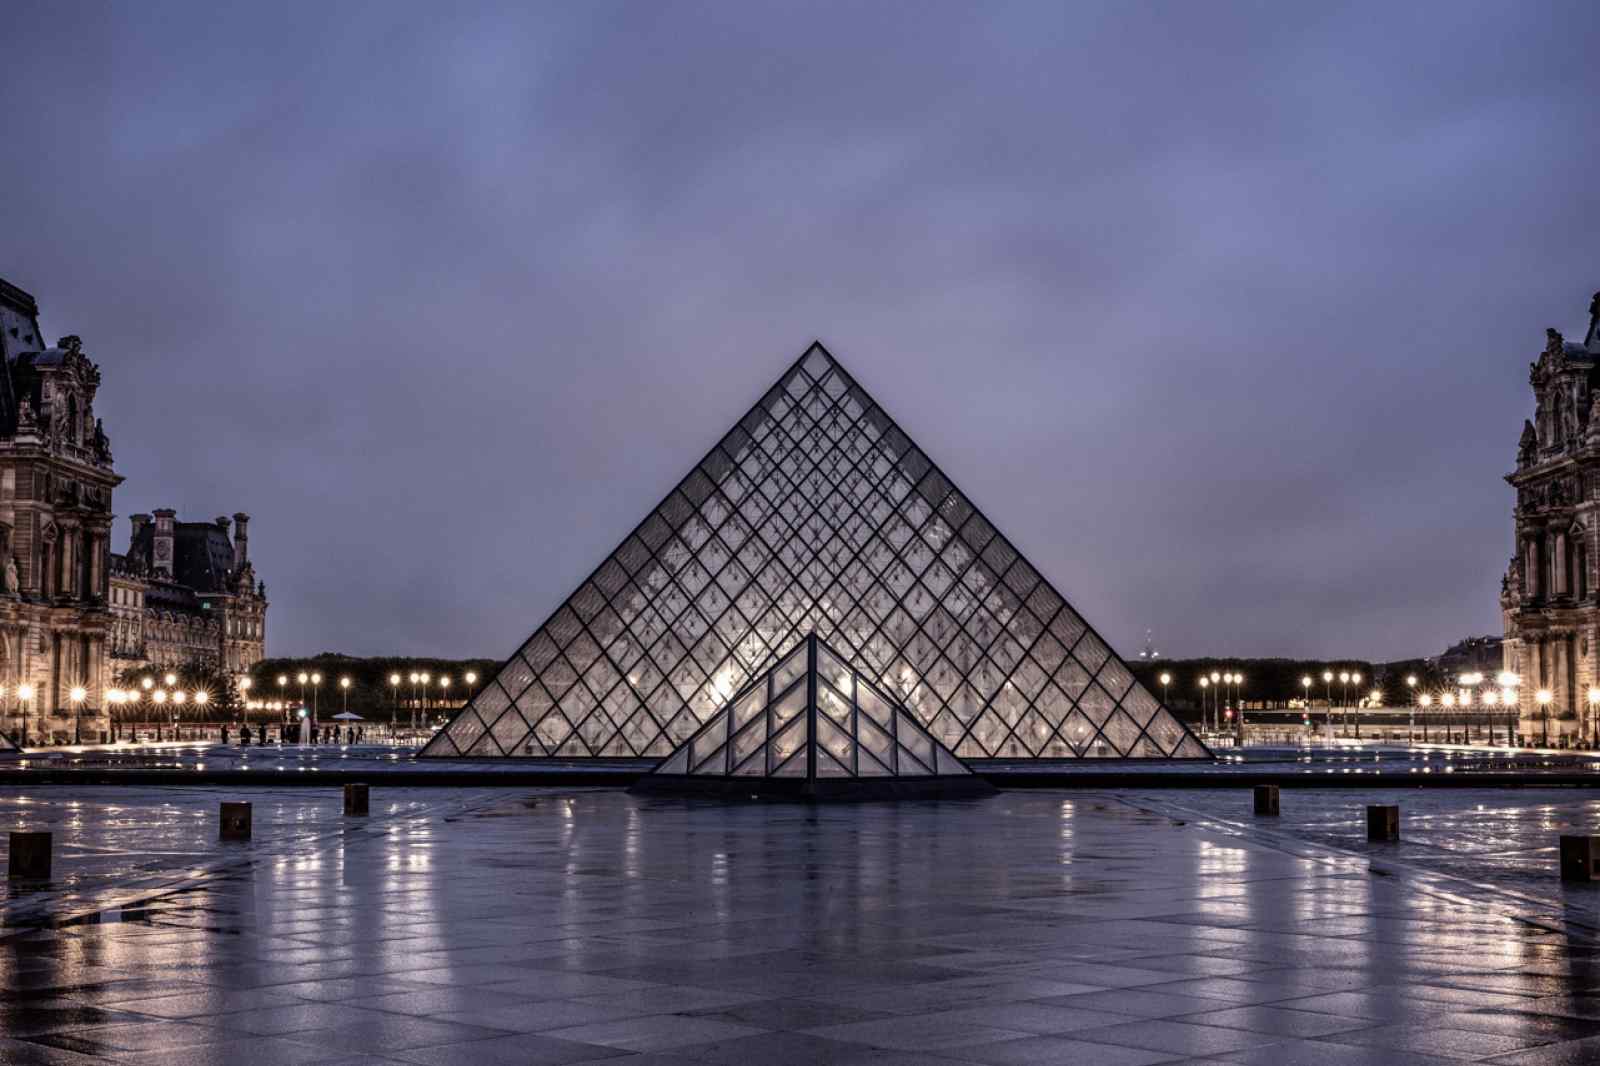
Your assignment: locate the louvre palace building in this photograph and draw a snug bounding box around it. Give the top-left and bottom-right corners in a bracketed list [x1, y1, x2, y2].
[425, 342, 1206, 768]
[1502, 291, 1600, 741]
[0, 275, 267, 744]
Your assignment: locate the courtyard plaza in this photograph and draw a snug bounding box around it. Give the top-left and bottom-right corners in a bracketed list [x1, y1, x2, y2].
[5, 784, 1600, 1064]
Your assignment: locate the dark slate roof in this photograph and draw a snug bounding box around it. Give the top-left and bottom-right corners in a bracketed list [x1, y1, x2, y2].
[127, 520, 238, 595]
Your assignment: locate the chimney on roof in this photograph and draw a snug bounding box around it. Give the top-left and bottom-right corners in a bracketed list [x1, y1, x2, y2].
[233, 512, 250, 570]
[130, 513, 151, 540]
[152, 509, 175, 579]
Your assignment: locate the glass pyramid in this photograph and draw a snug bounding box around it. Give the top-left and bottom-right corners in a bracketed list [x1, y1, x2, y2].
[421, 342, 1208, 762]
[648, 633, 975, 782]
[0, 731, 16, 753]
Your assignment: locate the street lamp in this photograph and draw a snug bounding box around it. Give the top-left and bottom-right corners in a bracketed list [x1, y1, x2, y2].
[418, 672, 431, 730]
[1588, 688, 1600, 750]
[18, 683, 34, 747]
[1406, 675, 1418, 742]
[340, 676, 351, 717]
[465, 671, 478, 687]
[1419, 692, 1433, 743]
[1537, 689, 1553, 747]
[310, 672, 322, 741]
[1198, 677, 1210, 733]
[69, 685, 86, 745]
[389, 672, 401, 737]
[1158, 672, 1171, 709]
[437, 675, 451, 723]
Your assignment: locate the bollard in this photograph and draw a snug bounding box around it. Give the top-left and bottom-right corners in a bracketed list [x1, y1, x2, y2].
[1367, 805, 1400, 842]
[1253, 784, 1279, 817]
[219, 802, 252, 841]
[8, 831, 52, 879]
[343, 783, 369, 816]
[1560, 835, 1600, 882]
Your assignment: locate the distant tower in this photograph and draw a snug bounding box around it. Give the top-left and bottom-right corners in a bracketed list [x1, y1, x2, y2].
[1139, 629, 1160, 660]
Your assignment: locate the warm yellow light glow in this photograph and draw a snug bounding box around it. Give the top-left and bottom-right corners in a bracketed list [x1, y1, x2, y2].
[465, 672, 478, 685]
[1419, 694, 1433, 707]
[1209, 671, 1220, 683]
[69, 686, 86, 703]
[1501, 688, 1515, 704]
[1589, 687, 1600, 705]
[1497, 671, 1521, 689]
[297, 672, 308, 684]
[409, 672, 418, 683]
[1441, 693, 1455, 708]
[1199, 678, 1209, 689]
[311, 672, 322, 685]
[165, 673, 177, 686]
[1352, 672, 1362, 684]
[141, 676, 154, 690]
[1537, 689, 1553, 705]
[419, 672, 430, 683]
[194, 691, 209, 705]
[1322, 671, 1333, 682]
[277, 674, 287, 686]
[1406, 675, 1417, 687]
[153, 690, 167, 704]
[172, 691, 187, 705]
[1301, 676, 1312, 688]
[1158, 672, 1171, 685]
[1485, 690, 1499, 706]
[340, 677, 351, 689]
[390, 673, 401, 685]
[1369, 689, 1381, 703]
[239, 678, 253, 691]
[439, 676, 450, 688]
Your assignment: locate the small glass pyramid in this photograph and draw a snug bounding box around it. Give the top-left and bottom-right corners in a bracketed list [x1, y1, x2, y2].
[635, 633, 992, 799]
[422, 341, 1208, 762]
[0, 731, 17, 753]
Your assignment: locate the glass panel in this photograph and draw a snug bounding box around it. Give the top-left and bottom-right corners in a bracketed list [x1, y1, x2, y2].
[815, 748, 850, 778]
[771, 641, 808, 694]
[768, 716, 807, 770]
[656, 748, 689, 774]
[817, 644, 853, 695]
[817, 682, 851, 727]
[816, 715, 855, 770]
[857, 683, 893, 729]
[691, 742, 728, 775]
[732, 685, 766, 732]
[731, 716, 766, 768]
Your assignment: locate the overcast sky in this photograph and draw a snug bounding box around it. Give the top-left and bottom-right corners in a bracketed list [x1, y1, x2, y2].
[4, 2, 1598, 662]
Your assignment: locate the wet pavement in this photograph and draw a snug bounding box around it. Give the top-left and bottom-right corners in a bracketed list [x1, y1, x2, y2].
[5, 786, 1600, 1063]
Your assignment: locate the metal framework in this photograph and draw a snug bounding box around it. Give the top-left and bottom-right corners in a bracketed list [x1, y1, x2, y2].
[651, 632, 973, 781]
[422, 342, 1208, 761]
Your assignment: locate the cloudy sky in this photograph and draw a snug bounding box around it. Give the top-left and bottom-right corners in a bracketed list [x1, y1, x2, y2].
[4, 2, 1597, 662]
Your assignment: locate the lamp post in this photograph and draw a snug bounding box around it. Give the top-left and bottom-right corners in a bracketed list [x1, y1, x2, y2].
[1441, 692, 1456, 746]
[437, 676, 451, 726]
[1198, 677, 1210, 734]
[310, 672, 322, 743]
[389, 672, 401, 738]
[340, 676, 351, 716]
[18, 683, 34, 747]
[1158, 672, 1171, 709]
[1322, 670, 1334, 744]
[408, 672, 420, 733]
[1208, 671, 1220, 731]
[1235, 674, 1246, 745]
[1405, 675, 1417, 742]
[418, 672, 431, 729]
[1420, 692, 1433, 742]
[1537, 688, 1553, 747]
[1350, 672, 1362, 738]
[69, 685, 86, 745]
[1300, 676, 1312, 744]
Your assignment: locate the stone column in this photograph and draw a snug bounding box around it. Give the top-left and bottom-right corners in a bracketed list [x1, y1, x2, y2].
[1556, 534, 1569, 597]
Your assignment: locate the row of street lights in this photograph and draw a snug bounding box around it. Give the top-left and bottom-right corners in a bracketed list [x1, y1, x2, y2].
[386, 670, 477, 732]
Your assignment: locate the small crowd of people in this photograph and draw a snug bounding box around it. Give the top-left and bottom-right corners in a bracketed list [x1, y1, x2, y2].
[220, 723, 366, 746]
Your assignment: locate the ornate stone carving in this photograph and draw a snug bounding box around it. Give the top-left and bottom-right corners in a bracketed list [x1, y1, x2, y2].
[1520, 419, 1539, 465]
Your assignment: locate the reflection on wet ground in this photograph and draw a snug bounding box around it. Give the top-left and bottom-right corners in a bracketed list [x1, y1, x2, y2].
[5, 786, 1600, 1064]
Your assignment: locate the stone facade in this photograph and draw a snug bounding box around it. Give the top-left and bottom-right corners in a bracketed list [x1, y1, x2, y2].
[0, 277, 121, 744]
[110, 511, 267, 674]
[1502, 291, 1600, 742]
